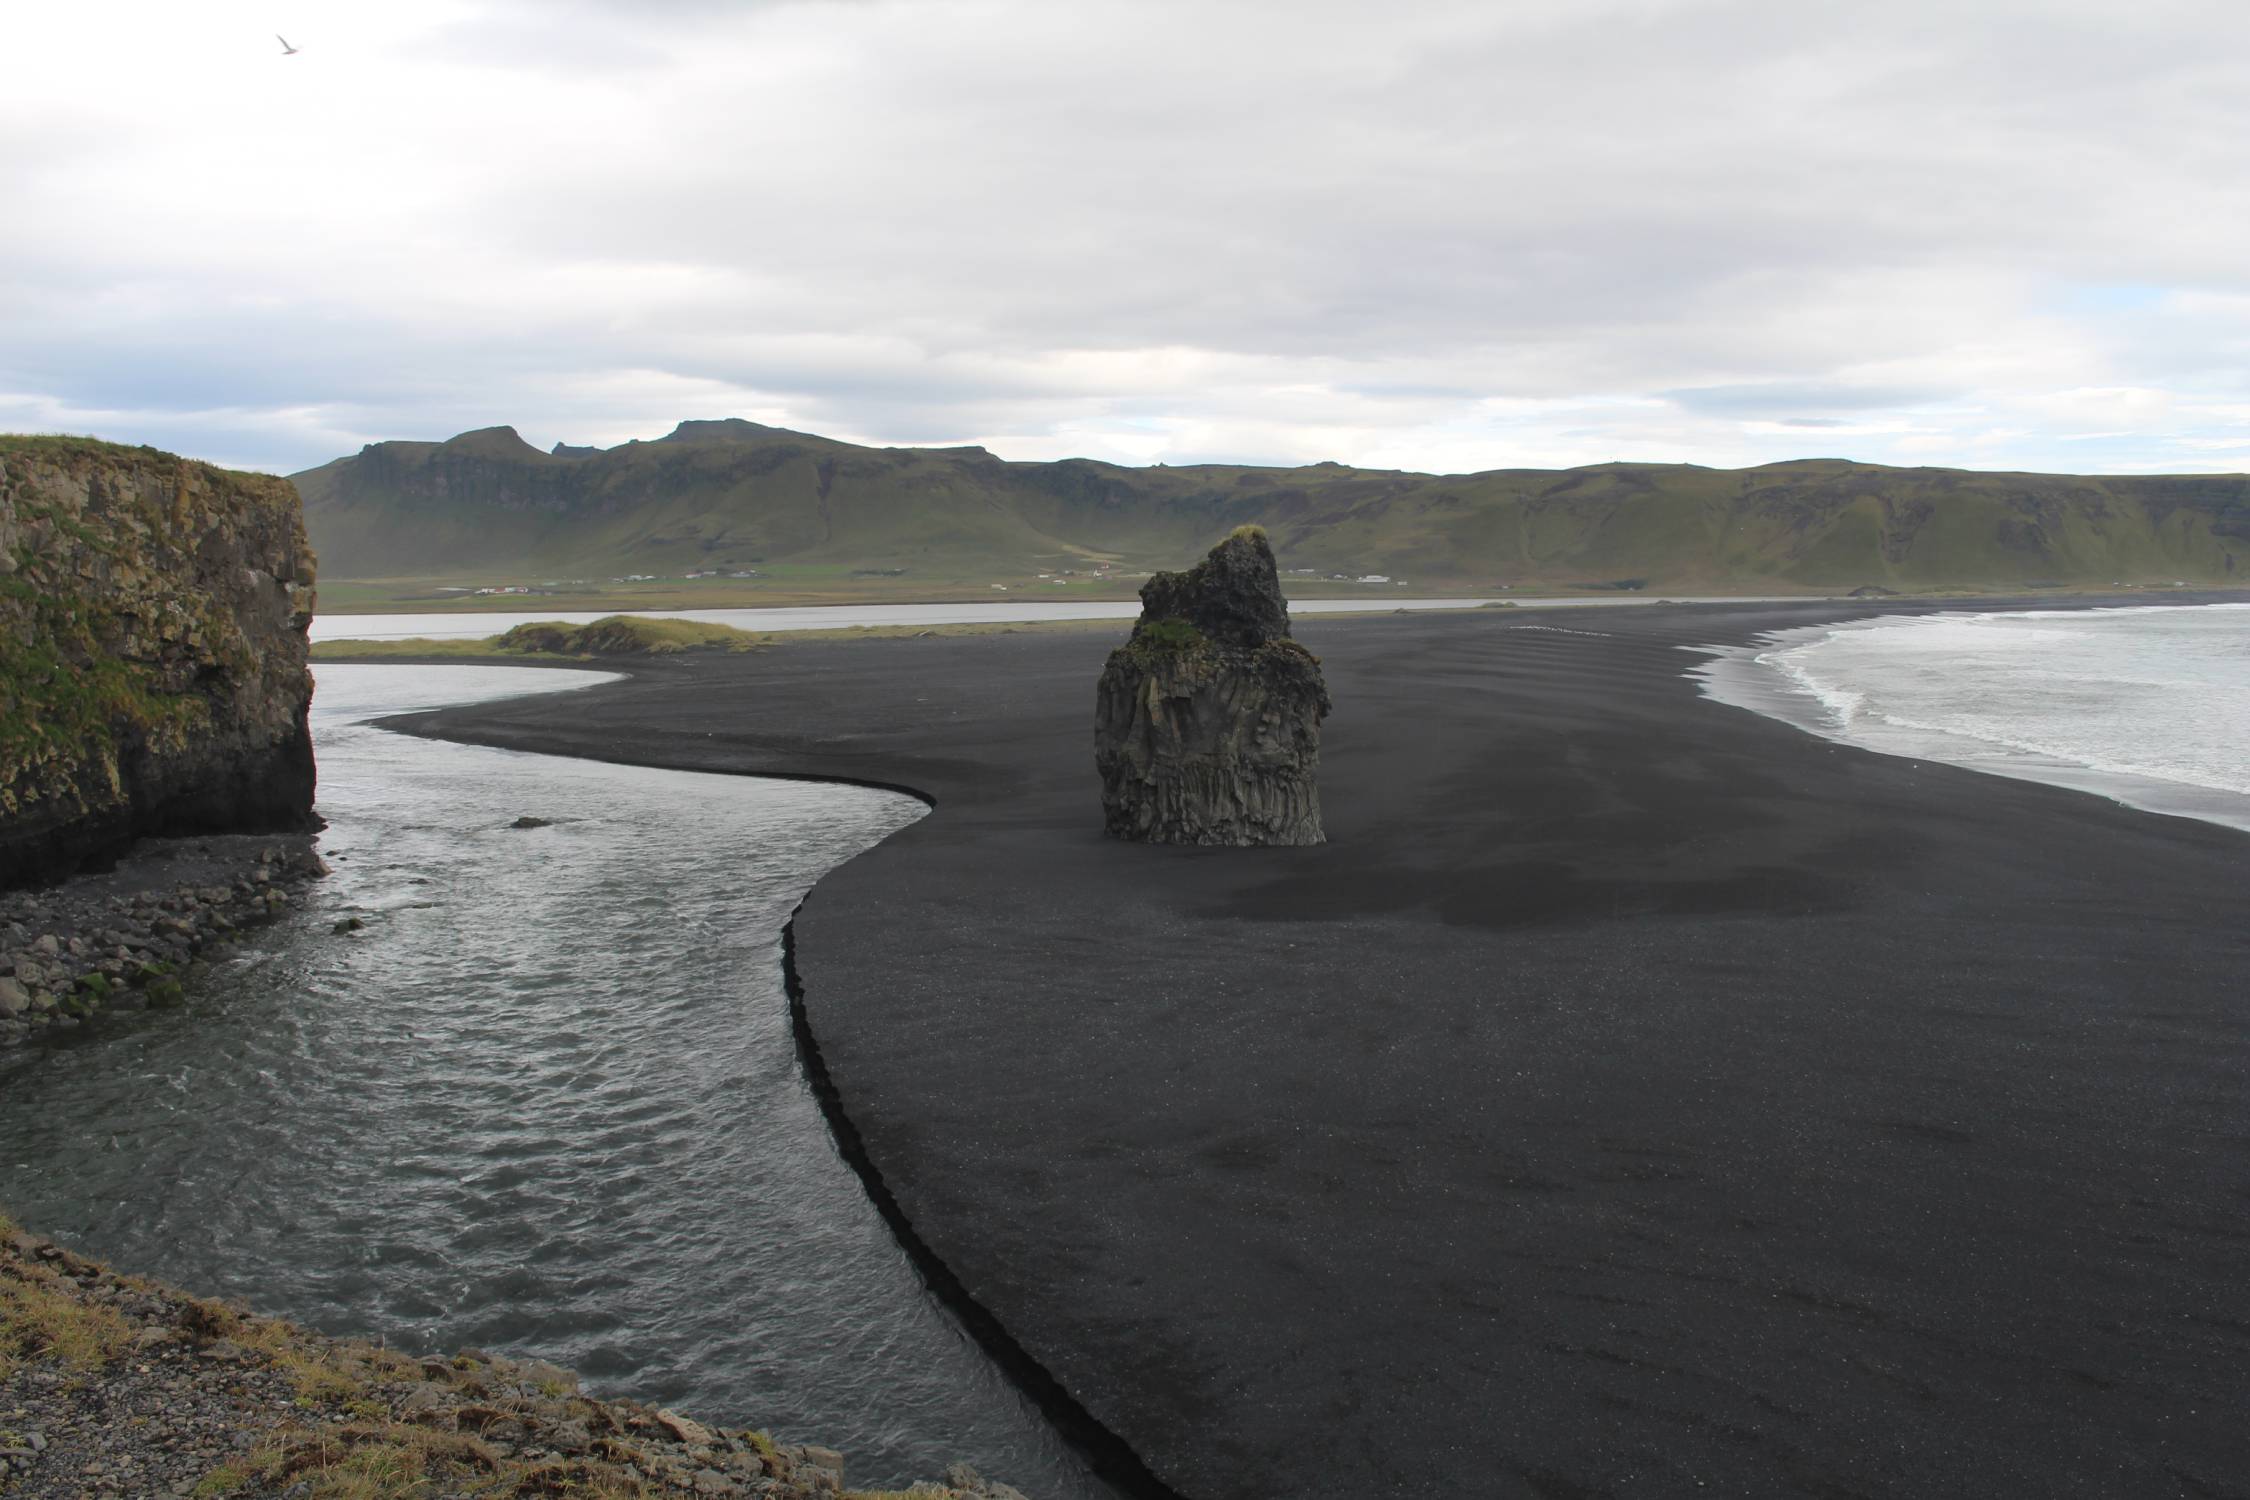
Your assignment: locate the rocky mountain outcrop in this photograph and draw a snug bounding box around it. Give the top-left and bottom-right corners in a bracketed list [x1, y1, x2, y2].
[1095, 527, 1330, 845]
[0, 438, 317, 888]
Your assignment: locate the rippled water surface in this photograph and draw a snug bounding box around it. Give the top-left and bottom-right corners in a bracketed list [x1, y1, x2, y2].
[0, 665, 1111, 1497]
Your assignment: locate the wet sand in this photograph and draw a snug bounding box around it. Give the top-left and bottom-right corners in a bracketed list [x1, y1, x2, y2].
[386, 598, 2250, 1500]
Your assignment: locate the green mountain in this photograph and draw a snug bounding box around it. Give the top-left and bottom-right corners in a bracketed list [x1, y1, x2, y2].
[294, 419, 2250, 592]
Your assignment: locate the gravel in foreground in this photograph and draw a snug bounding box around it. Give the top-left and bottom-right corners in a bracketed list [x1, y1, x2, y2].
[0, 1218, 1031, 1499]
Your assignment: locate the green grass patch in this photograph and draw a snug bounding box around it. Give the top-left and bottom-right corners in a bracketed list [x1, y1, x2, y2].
[0, 1258, 132, 1375]
[190, 1465, 252, 1497]
[0, 433, 170, 462]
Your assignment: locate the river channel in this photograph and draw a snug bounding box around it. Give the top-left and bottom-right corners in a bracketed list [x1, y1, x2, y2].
[0, 664, 1112, 1498]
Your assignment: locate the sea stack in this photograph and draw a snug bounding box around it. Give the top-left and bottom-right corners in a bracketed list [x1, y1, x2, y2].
[0, 438, 319, 887]
[1095, 526, 1331, 845]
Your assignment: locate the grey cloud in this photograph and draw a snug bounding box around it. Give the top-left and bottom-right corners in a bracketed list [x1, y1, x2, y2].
[1664, 384, 1948, 418]
[8, 0, 2250, 473]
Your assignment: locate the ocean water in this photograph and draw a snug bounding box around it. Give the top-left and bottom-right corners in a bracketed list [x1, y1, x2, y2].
[1692, 603, 2250, 833]
[0, 665, 1113, 1498]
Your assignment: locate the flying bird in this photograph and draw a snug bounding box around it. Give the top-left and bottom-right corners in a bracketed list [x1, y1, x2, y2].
[276, 34, 300, 55]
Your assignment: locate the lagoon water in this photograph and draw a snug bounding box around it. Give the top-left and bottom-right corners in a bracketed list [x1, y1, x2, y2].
[1695, 603, 2250, 833]
[0, 665, 1113, 1498]
[309, 597, 1497, 641]
[306, 593, 1811, 642]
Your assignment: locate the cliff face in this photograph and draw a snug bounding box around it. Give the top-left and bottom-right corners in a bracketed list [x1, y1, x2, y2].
[1095, 528, 1330, 845]
[0, 438, 317, 887]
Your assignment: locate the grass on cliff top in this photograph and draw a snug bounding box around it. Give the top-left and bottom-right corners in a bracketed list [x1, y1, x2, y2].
[1, 432, 156, 455]
[1, 434, 288, 489]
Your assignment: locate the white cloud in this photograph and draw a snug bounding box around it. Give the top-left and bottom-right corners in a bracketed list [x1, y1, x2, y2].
[4, 0, 2250, 474]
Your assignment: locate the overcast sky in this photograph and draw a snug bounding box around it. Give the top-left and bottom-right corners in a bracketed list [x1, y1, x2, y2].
[6, 0, 2250, 476]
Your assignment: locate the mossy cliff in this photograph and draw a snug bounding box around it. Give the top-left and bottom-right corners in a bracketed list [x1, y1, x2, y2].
[0, 437, 317, 887]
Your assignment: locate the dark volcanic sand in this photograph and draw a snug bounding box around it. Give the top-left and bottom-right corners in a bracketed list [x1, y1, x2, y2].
[384, 600, 2250, 1500]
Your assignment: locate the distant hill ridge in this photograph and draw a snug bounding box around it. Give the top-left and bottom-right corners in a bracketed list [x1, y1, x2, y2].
[292, 420, 2250, 590]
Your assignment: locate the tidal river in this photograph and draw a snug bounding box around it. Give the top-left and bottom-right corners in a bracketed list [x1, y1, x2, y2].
[0, 664, 1113, 1498]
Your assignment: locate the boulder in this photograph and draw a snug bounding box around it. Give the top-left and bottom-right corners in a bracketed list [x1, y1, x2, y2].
[1095, 528, 1331, 845]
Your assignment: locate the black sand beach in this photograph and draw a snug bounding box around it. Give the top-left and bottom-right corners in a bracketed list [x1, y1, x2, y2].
[385, 599, 2250, 1500]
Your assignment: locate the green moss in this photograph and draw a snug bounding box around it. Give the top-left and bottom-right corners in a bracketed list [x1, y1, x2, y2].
[1132, 617, 1205, 653]
[0, 586, 215, 817]
[191, 1466, 251, 1497]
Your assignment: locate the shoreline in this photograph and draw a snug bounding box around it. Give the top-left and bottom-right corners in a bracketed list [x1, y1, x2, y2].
[1693, 601, 2250, 836]
[385, 591, 2250, 1498]
[0, 835, 328, 1050]
[0, 1214, 1031, 1499]
[781, 916, 1177, 1500]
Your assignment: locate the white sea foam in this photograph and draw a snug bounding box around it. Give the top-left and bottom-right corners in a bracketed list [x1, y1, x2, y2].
[1690, 603, 2250, 834]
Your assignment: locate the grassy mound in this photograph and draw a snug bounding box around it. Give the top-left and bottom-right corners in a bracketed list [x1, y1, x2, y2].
[490, 615, 763, 656]
[308, 615, 764, 662]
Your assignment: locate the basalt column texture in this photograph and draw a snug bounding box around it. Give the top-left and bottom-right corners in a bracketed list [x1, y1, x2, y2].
[0, 438, 318, 887]
[1095, 528, 1331, 845]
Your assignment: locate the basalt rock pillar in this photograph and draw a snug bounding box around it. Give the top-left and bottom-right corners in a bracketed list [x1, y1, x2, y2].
[1094, 527, 1331, 845]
